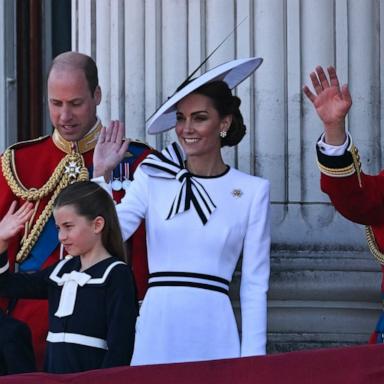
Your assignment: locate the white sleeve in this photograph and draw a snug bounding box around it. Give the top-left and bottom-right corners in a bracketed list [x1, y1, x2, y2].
[92, 176, 113, 196]
[240, 179, 271, 357]
[93, 168, 148, 241]
[317, 133, 350, 156]
[115, 167, 148, 241]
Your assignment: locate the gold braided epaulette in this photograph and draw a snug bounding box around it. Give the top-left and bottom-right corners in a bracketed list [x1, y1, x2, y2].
[350, 144, 362, 187]
[365, 226, 384, 265]
[2, 148, 79, 201]
[1, 144, 89, 263]
[1, 135, 53, 200]
[317, 143, 362, 188]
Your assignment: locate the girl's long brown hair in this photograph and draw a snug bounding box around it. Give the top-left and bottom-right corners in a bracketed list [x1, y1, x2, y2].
[54, 181, 127, 263]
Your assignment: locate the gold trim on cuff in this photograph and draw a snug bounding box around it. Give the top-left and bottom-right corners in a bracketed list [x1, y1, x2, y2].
[317, 143, 362, 187]
[317, 161, 355, 177]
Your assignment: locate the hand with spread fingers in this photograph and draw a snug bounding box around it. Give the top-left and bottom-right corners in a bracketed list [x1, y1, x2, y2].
[0, 201, 33, 253]
[93, 120, 130, 180]
[303, 66, 352, 145]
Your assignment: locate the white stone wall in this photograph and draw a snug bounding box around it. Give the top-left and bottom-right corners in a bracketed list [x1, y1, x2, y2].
[0, 0, 17, 152]
[72, 0, 384, 351]
[0, 0, 5, 152]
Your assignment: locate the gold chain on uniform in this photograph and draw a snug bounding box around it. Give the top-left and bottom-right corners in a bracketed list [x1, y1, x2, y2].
[346, 146, 382, 265]
[348, 146, 381, 264]
[1, 148, 89, 263]
[365, 226, 384, 265]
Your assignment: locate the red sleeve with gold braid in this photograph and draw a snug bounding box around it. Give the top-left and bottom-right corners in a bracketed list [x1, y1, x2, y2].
[317, 140, 384, 344]
[317, 140, 384, 270]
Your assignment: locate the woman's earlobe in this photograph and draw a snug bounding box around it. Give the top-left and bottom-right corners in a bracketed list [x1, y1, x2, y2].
[222, 115, 232, 129]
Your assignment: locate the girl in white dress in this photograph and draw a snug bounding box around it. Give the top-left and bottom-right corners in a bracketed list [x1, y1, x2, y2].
[93, 58, 270, 365]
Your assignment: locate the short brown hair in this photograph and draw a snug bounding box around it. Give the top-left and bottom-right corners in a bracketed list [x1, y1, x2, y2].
[48, 51, 99, 96]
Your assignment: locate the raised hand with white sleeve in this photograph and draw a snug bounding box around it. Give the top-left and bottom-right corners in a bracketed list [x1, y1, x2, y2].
[303, 65, 352, 146]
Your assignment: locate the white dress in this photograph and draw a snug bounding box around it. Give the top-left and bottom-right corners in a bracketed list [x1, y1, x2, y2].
[94, 143, 270, 365]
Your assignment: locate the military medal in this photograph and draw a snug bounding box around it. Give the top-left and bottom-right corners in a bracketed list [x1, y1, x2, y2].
[111, 179, 122, 191]
[122, 162, 131, 191]
[64, 160, 81, 179]
[122, 179, 131, 190]
[111, 164, 123, 191]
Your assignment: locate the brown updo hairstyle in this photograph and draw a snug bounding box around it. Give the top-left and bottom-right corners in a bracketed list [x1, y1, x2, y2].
[192, 80, 246, 147]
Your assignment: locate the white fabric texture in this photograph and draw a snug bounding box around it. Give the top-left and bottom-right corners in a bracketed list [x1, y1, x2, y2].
[54, 271, 92, 318]
[0, 260, 9, 275]
[317, 132, 350, 156]
[46, 331, 108, 350]
[94, 157, 270, 365]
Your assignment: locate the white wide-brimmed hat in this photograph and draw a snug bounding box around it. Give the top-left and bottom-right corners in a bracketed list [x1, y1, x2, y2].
[146, 56, 263, 134]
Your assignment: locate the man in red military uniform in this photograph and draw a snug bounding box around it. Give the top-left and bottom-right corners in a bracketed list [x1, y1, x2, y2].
[303, 65, 384, 343]
[0, 51, 149, 368]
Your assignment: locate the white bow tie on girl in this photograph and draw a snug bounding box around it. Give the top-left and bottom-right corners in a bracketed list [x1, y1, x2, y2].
[54, 271, 91, 318]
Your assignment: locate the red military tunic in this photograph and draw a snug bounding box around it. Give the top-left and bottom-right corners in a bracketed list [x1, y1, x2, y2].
[0, 122, 150, 368]
[317, 139, 384, 343]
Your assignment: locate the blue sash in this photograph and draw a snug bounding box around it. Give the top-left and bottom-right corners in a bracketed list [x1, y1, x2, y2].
[18, 142, 149, 271]
[19, 216, 59, 272]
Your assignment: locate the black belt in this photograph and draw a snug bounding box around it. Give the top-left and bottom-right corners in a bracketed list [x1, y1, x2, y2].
[148, 271, 230, 295]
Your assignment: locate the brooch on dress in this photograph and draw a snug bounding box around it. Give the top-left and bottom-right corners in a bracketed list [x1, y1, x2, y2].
[231, 189, 243, 198]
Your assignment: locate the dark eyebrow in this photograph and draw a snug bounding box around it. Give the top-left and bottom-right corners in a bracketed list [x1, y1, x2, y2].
[60, 221, 73, 226]
[176, 110, 208, 116]
[49, 97, 83, 103]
